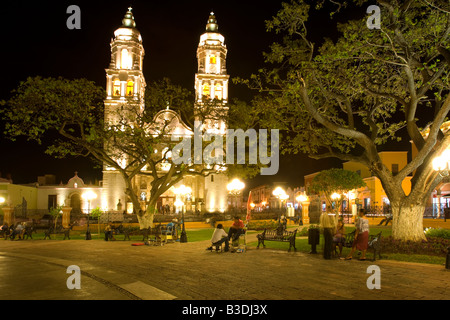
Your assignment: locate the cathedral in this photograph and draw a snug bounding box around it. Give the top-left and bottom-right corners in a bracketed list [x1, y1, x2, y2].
[101, 8, 230, 215]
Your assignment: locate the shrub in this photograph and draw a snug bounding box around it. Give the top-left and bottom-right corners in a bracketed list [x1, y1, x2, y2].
[424, 227, 450, 240]
[247, 220, 278, 230]
[380, 236, 450, 256]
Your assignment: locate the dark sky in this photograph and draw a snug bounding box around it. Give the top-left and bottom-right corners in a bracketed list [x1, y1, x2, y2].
[0, 0, 386, 189]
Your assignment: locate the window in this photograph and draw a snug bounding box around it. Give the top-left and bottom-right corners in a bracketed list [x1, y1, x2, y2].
[203, 83, 210, 96]
[215, 83, 222, 100]
[113, 80, 121, 96]
[48, 195, 57, 211]
[127, 80, 134, 96]
[364, 198, 370, 210]
[210, 55, 216, 64]
[121, 48, 132, 69]
[211, 175, 214, 182]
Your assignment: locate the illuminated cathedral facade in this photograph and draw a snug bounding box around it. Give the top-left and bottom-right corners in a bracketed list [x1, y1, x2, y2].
[102, 8, 229, 214]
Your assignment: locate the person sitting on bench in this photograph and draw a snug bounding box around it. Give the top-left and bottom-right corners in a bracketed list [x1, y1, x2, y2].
[228, 216, 244, 241]
[207, 224, 229, 252]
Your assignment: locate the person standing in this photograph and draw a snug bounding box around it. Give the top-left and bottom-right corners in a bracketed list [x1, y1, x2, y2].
[346, 209, 369, 260]
[320, 209, 336, 259]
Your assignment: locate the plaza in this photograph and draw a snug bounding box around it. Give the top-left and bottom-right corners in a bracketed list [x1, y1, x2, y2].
[1, 1, 450, 309]
[0, 221, 448, 301]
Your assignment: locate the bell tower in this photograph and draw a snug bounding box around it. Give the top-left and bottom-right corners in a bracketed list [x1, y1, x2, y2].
[195, 12, 229, 213]
[195, 12, 229, 103]
[195, 12, 230, 136]
[102, 7, 146, 212]
[105, 7, 146, 122]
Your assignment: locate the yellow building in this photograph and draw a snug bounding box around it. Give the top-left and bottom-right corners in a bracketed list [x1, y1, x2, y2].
[304, 151, 412, 216]
[343, 151, 411, 212]
[0, 178, 38, 218]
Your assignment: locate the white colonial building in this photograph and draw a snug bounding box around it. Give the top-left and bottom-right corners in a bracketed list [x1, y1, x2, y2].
[101, 8, 229, 214]
[0, 9, 231, 222]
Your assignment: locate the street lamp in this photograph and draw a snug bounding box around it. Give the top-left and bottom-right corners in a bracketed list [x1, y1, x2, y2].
[273, 186, 288, 209]
[82, 190, 97, 240]
[227, 178, 245, 214]
[331, 192, 341, 216]
[296, 193, 309, 225]
[173, 185, 191, 243]
[432, 149, 450, 177]
[432, 149, 450, 221]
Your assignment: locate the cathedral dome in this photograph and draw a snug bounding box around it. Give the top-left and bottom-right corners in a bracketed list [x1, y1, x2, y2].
[67, 172, 85, 188]
[206, 12, 219, 32]
[122, 7, 136, 28]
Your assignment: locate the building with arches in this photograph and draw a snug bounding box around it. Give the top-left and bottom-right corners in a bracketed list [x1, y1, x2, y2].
[101, 8, 230, 214]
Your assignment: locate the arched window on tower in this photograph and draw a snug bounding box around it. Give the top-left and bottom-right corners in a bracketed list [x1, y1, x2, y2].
[210, 55, 216, 64]
[127, 80, 134, 96]
[121, 48, 132, 69]
[113, 80, 121, 96]
[203, 83, 210, 97]
[215, 83, 222, 100]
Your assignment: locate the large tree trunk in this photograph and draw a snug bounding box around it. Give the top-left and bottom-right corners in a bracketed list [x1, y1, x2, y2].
[391, 202, 426, 242]
[136, 205, 155, 230]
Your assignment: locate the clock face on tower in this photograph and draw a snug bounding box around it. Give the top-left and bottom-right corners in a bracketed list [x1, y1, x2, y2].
[209, 64, 217, 74]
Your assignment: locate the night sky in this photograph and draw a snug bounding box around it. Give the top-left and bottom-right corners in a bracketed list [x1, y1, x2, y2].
[0, 0, 393, 189]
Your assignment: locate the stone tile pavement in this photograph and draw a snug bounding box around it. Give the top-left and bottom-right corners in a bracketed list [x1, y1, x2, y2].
[0, 230, 448, 301]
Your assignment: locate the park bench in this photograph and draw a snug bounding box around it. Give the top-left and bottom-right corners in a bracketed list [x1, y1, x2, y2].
[2, 224, 34, 240]
[115, 225, 164, 245]
[257, 228, 297, 252]
[342, 230, 383, 261]
[43, 225, 72, 240]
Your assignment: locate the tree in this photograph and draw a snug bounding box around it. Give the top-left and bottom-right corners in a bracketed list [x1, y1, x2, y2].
[309, 168, 366, 214]
[246, 0, 450, 241]
[1, 76, 257, 229]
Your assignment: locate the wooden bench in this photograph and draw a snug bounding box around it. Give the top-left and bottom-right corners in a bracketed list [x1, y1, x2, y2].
[3, 225, 34, 240]
[257, 228, 297, 252]
[342, 230, 382, 261]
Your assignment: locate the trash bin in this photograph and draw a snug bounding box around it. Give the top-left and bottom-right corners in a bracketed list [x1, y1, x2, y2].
[308, 227, 320, 254]
[444, 208, 450, 222]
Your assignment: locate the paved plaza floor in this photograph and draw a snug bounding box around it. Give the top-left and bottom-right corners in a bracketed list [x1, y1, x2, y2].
[0, 230, 448, 303]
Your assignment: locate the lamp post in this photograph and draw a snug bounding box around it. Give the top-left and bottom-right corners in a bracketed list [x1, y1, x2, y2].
[273, 187, 288, 218]
[331, 192, 341, 219]
[432, 149, 450, 176]
[82, 190, 97, 240]
[173, 185, 191, 243]
[296, 193, 308, 225]
[227, 178, 245, 214]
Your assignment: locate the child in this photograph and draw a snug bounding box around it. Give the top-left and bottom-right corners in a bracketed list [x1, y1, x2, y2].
[207, 224, 229, 252]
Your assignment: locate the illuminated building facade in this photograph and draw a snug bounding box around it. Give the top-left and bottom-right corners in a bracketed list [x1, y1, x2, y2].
[101, 8, 229, 214]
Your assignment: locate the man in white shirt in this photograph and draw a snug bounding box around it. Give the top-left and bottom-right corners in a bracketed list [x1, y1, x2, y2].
[207, 224, 229, 252]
